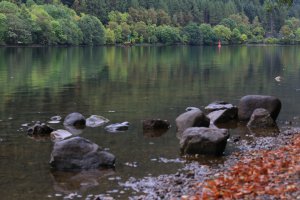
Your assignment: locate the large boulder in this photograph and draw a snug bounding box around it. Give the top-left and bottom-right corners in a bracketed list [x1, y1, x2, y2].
[247, 108, 277, 128]
[63, 112, 86, 129]
[238, 95, 281, 121]
[175, 109, 210, 138]
[50, 137, 115, 170]
[180, 127, 229, 156]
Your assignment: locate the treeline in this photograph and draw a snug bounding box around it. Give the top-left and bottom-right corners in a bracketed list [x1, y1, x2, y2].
[0, 0, 299, 46]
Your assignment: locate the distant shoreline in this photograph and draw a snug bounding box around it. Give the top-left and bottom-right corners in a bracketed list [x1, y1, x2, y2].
[0, 43, 299, 48]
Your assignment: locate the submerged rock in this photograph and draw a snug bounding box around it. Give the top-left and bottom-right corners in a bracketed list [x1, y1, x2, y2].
[176, 109, 210, 138]
[142, 119, 170, 130]
[50, 137, 115, 170]
[180, 127, 229, 156]
[238, 95, 281, 122]
[27, 123, 54, 136]
[63, 112, 86, 129]
[86, 115, 109, 127]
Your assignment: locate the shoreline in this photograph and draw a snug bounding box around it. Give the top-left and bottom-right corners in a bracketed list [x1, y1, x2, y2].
[119, 126, 300, 200]
[1, 43, 300, 48]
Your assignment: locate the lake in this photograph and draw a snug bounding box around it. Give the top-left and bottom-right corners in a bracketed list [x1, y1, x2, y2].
[0, 45, 300, 199]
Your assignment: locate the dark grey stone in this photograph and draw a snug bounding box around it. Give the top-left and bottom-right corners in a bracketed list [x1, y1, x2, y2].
[142, 119, 170, 130]
[27, 123, 54, 136]
[180, 127, 229, 156]
[50, 137, 115, 170]
[247, 108, 277, 128]
[238, 95, 281, 121]
[175, 109, 210, 138]
[63, 112, 86, 129]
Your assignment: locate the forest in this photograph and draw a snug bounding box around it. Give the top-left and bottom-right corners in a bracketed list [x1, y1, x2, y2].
[0, 0, 299, 46]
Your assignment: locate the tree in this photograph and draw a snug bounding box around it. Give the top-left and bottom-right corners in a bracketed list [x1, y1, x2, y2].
[183, 22, 202, 45]
[4, 14, 32, 44]
[213, 25, 232, 42]
[295, 27, 300, 41]
[199, 23, 216, 45]
[0, 1, 19, 14]
[30, 5, 57, 44]
[220, 18, 237, 30]
[157, 9, 171, 25]
[58, 19, 82, 44]
[251, 16, 265, 38]
[0, 13, 7, 43]
[231, 28, 241, 43]
[133, 21, 148, 38]
[105, 28, 115, 44]
[155, 25, 181, 44]
[78, 14, 105, 45]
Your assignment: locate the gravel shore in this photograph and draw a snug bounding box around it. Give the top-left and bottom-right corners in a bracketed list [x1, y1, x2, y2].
[123, 127, 300, 200]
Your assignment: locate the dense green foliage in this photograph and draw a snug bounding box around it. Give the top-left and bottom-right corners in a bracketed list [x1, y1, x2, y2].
[0, 0, 299, 45]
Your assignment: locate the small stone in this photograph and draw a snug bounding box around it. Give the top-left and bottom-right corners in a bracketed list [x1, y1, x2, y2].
[86, 115, 109, 127]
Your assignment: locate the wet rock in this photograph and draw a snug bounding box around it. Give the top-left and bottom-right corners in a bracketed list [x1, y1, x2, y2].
[247, 108, 277, 128]
[27, 123, 54, 136]
[63, 112, 86, 129]
[51, 129, 72, 142]
[205, 101, 236, 113]
[238, 95, 281, 122]
[105, 122, 129, 133]
[180, 127, 229, 156]
[142, 119, 170, 130]
[176, 109, 210, 138]
[86, 115, 109, 127]
[50, 137, 116, 170]
[207, 108, 238, 125]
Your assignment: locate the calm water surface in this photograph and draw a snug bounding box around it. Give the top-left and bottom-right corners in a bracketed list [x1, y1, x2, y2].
[0, 46, 300, 199]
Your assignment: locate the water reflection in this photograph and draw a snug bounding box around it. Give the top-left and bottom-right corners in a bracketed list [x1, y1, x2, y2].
[51, 168, 115, 193]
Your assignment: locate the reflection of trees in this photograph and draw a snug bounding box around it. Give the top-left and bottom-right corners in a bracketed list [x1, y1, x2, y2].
[0, 46, 300, 118]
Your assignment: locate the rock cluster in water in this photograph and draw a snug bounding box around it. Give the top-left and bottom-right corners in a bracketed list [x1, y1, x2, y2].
[175, 95, 282, 156]
[24, 94, 282, 172]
